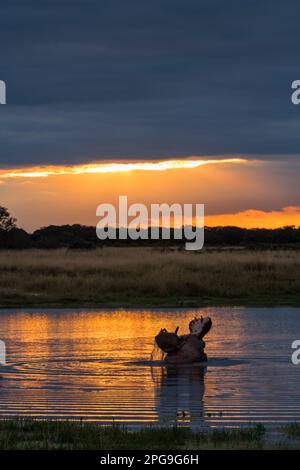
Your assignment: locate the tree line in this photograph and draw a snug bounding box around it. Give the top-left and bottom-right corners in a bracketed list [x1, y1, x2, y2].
[1, 206, 300, 249]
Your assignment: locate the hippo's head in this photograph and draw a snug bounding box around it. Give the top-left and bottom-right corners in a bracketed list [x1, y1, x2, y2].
[155, 328, 183, 353]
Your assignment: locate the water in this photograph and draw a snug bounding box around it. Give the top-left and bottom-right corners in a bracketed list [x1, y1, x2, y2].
[0, 307, 299, 429]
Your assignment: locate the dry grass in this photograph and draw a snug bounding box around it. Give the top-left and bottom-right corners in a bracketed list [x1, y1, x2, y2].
[0, 247, 299, 306]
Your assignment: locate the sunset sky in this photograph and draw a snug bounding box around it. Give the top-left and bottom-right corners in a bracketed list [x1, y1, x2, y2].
[0, 1, 300, 231]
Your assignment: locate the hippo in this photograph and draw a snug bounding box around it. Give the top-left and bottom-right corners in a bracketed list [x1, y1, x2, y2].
[155, 316, 212, 364]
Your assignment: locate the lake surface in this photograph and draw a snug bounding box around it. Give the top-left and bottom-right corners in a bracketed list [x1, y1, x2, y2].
[0, 307, 300, 429]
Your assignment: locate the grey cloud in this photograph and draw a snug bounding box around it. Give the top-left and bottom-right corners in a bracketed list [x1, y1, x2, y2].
[1, 0, 300, 165]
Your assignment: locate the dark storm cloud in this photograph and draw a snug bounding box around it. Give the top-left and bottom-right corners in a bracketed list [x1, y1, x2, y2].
[1, 0, 300, 166]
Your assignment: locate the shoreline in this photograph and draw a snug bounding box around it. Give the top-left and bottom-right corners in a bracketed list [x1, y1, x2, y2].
[1, 296, 300, 309]
[1, 299, 300, 309]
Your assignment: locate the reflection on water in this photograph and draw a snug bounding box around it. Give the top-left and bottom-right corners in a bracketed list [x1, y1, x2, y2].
[152, 365, 206, 427]
[0, 307, 300, 428]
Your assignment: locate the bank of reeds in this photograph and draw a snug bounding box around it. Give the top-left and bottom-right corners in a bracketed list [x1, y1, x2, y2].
[0, 248, 299, 307]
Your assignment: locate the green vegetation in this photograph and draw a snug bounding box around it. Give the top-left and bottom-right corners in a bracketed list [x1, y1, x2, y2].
[284, 423, 300, 438]
[1, 420, 299, 450]
[0, 248, 300, 307]
[0, 419, 274, 450]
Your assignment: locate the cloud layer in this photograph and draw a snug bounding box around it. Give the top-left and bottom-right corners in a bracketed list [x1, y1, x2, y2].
[1, 1, 300, 165]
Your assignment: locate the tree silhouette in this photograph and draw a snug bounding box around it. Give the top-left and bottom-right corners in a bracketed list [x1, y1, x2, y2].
[0, 206, 17, 231]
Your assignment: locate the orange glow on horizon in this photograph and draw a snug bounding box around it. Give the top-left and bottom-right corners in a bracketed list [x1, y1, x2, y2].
[0, 157, 298, 231]
[205, 206, 300, 229]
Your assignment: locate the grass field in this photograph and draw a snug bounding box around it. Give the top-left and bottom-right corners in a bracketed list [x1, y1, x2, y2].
[0, 419, 291, 450]
[0, 247, 299, 307]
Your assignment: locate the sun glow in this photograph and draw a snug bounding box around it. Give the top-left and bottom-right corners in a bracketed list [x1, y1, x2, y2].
[0, 158, 246, 179]
[2, 156, 295, 232]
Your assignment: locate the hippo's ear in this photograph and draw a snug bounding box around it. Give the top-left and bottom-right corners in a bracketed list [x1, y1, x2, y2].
[175, 326, 179, 335]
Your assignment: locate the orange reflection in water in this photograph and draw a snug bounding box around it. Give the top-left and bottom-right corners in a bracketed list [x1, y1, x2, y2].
[1, 307, 299, 427]
[2, 309, 212, 424]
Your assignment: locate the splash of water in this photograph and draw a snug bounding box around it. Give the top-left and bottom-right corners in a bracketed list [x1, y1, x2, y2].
[150, 341, 165, 361]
